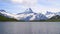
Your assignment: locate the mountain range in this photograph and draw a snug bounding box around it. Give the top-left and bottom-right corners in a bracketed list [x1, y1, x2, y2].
[0, 8, 60, 21]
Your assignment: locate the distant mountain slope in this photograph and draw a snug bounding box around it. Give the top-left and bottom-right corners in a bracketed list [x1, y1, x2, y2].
[50, 15, 60, 19]
[0, 10, 18, 21]
[33, 13, 48, 20]
[45, 11, 55, 19]
[45, 15, 60, 22]
[56, 12, 60, 16]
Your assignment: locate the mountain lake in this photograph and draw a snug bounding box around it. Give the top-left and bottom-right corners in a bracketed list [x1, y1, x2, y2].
[0, 22, 60, 34]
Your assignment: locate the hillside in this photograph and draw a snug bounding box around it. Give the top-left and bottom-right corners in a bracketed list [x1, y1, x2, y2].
[46, 15, 60, 22]
[0, 15, 18, 21]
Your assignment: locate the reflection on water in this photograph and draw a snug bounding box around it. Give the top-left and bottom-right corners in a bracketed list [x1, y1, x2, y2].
[0, 22, 60, 34]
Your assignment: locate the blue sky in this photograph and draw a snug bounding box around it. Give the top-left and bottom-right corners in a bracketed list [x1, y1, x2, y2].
[0, 0, 60, 14]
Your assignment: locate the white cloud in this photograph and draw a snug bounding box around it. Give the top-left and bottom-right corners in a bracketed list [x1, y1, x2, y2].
[11, 0, 38, 7]
[11, 0, 23, 4]
[48, 8, 60, 12]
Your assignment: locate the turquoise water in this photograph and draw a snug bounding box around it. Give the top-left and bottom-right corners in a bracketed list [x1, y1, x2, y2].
[0, 22, 60, 34]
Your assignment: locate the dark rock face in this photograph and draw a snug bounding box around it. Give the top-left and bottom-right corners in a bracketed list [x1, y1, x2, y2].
[50, 15, 60, 19]
[0, 10, 6, 12]
[46, 11, 54, 15]
[34, 14, 48, 20]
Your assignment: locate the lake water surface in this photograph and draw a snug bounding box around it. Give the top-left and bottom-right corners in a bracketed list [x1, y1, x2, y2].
[0, 22, 60, 34]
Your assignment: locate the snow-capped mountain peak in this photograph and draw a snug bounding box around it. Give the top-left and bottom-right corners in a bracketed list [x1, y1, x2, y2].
[0, 10, 6, 12]
[24, 8, 33, 13]
[17, 8, 34, 15]
[0, 10, 16, 18]
[46, 11, 54, 15]
[45, 11, 55, 18]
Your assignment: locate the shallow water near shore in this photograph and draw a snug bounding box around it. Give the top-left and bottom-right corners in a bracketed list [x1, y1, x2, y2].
[0, 22, 60, 34]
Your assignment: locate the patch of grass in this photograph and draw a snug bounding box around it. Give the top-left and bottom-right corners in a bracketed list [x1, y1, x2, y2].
[0, 15, 18, 21]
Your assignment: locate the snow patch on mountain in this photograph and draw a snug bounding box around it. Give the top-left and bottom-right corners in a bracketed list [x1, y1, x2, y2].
[45, 11, 55, 18]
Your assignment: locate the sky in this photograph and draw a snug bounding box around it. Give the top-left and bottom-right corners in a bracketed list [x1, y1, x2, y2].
[0, 0, 60, 14]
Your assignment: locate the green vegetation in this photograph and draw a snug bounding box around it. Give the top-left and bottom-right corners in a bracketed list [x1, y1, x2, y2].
[30, 19, 60, 22]
[0, 15, 27, 22]
[45, 19, 60, 22]
[0, 15, 18, 21]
